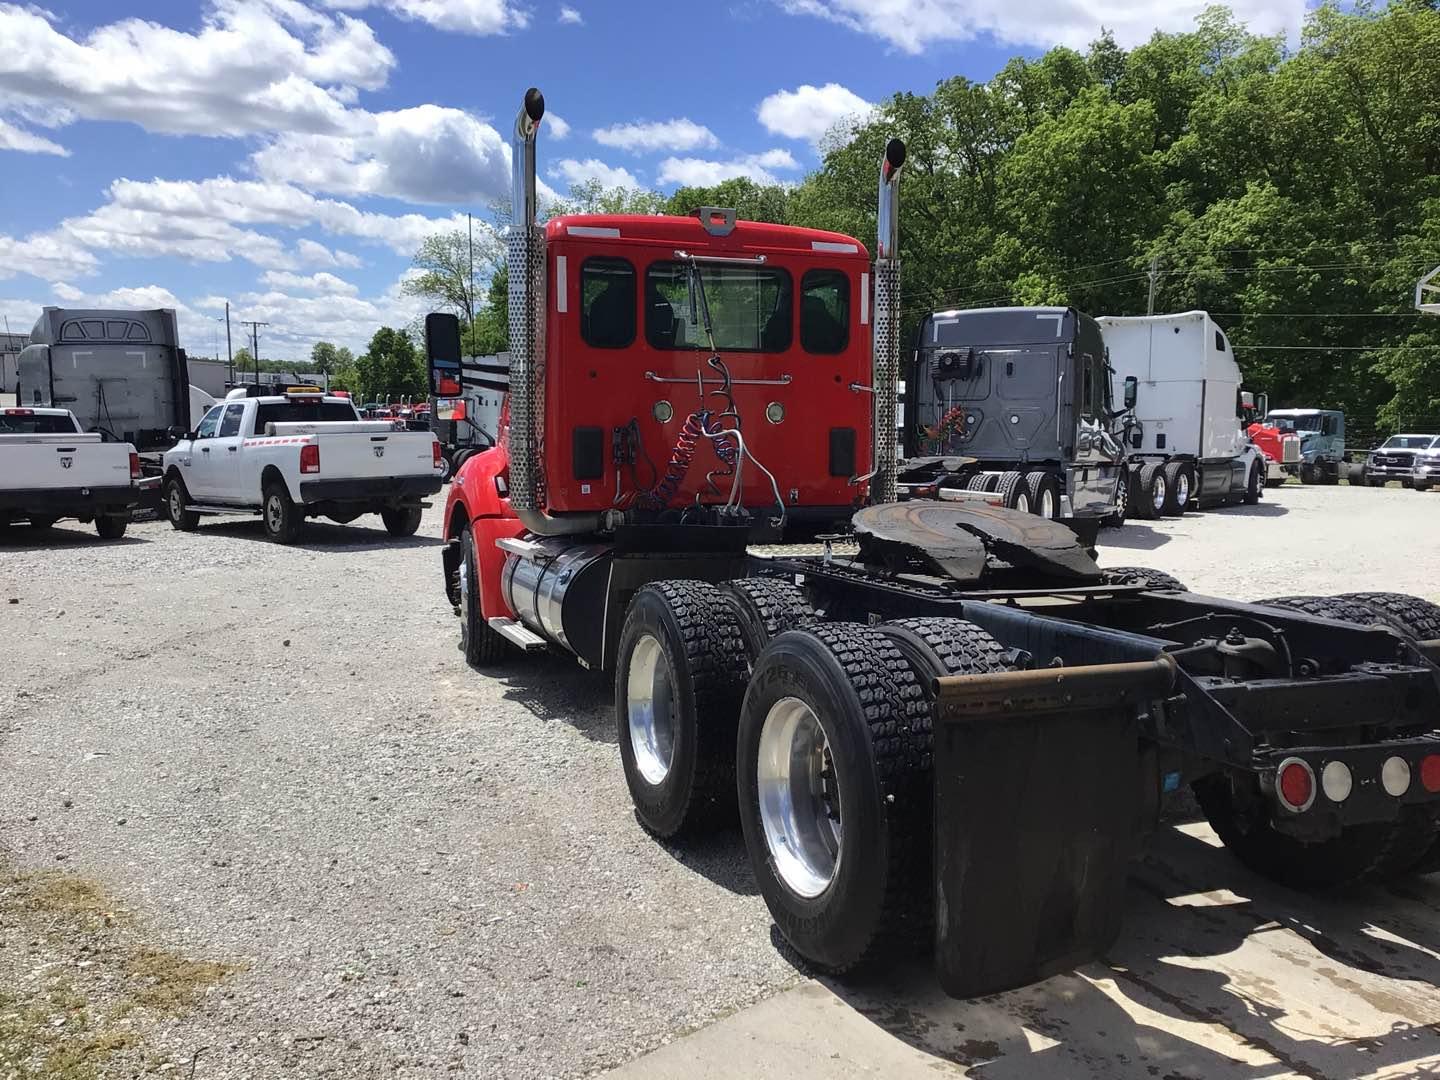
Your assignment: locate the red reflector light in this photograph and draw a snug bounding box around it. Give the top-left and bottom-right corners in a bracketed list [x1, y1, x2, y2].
[300, 443, 320, 474]
[1421, 755, 1440, 794]
[1277, 758, 1315, 813]
[129, 452, 140, 479]
[432, 440, 443, 468]
[4, 408, 35, 416]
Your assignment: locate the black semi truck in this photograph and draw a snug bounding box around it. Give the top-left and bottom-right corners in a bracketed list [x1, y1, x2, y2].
[899, 306, 1129, 536]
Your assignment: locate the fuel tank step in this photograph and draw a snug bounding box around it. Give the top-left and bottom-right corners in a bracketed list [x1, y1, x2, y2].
[488, 617, 547, 650]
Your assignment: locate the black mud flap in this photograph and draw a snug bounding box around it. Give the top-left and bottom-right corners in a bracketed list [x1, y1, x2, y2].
[933, 705, 1140, 997]
[442, 538, 463, 610]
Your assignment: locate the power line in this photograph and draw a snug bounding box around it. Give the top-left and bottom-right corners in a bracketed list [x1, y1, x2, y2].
[1232, 344, 1440, 351]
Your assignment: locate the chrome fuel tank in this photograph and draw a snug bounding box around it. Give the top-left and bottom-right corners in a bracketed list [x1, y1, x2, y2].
[501, 539, 613, 663]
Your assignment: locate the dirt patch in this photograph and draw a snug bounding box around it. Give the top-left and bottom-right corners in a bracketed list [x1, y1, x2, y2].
[0, 862, 238, 1079]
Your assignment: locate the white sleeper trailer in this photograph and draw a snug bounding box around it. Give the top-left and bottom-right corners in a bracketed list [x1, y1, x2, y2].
[1098, 311, 1264, 518]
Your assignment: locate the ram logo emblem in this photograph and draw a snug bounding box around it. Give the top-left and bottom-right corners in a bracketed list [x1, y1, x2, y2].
[373, 445, 385, 458]
[60, 456, 74, 469]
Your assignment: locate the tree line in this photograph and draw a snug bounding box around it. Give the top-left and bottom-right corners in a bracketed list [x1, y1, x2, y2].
[399, 1, 1439, 440]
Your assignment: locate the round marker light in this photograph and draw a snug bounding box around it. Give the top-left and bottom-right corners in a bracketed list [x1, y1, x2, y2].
[1381, 756, 1412, 798]
[653, 400, 674, 423]
[766, 402, 785, 425]
[1421, 755, 1440, 794]
[1321, 761, 1353, 804]
[1276, 758, 1316, 813]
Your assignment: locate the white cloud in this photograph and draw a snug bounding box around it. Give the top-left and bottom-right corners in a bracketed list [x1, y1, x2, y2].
[656, 149, 799, 187]
[558, 5, 582, 23]
[757, 83, 873, 145]
[260, 270, 360, 295]
[548, 158, 643, 191]
[250, 103, 510, 205]
[546, 112, 571, 140]
[296, 238, 364, 269]
[323, 0, 528, 35]
[778, 0, 1304, 52]
[0, 230, 101, 282]
[52, 282, 85, 302]
[0, 1, 393, 138]
[593, 118, 719, 154]
[0, 117, 69, 156]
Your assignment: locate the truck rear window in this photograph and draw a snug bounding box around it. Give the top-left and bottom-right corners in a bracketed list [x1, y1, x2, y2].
[255, 402, 359, 430]
[645, 262, 792, 353]
[0, 413, 77, 434]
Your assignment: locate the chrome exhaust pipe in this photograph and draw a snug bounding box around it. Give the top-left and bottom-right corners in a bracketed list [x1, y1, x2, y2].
[507, 86, 603, 536]
[871, 137, 906, 505]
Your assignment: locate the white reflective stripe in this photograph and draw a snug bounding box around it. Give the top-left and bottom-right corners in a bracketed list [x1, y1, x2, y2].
[566, 226, 621, 238]
[860, 273, 870, 325]
[811, 241, 859, 254]
[555, 255, 568, 313]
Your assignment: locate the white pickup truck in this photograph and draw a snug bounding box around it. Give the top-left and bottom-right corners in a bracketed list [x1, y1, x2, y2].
[159, 388, 444, 543]
[0, 406, 139, 539]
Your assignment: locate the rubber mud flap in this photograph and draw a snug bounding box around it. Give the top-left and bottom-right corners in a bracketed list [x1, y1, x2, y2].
[933, 705, 1139, 997]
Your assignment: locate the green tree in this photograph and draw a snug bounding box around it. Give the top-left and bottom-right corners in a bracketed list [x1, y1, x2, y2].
[310, 341, 341, 376]
[402, 229, 501, 351]
[356, 327, 424, 402]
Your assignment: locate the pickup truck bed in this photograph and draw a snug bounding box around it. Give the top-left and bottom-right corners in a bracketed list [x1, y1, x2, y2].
[0, 408, 139, 538]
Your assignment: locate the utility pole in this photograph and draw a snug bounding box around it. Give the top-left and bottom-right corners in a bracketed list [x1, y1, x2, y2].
[1147, 255, 1161, 316]
[225, 302, 234, 384]
[239, 320, 269, 389]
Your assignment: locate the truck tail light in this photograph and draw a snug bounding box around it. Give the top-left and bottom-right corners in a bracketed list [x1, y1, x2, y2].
[1421, 755, 1440, 794]
[1276, 758, 1316, 812]
[1381, 756, 1412, 797]
[300, 443, 320, 474]
[432, 440, 443, 468]
[129, 452, 141, 479]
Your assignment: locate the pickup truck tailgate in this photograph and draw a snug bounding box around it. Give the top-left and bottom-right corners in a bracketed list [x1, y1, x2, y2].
[0, 433, 133, 491]
[312, 431, 436, 480]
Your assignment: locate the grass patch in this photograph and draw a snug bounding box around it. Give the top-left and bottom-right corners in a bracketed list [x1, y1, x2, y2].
[0, 863, 239, 1079]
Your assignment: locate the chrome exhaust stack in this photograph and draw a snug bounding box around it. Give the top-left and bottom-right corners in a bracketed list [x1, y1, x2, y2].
[507, 87, 603, 536]
[871, 137, 907, 505]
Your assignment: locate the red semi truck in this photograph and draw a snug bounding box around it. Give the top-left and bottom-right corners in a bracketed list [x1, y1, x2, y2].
[430, 88, 1440, 998]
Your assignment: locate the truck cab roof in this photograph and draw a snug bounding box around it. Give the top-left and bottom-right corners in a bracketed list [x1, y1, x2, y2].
[545, 213, 871, 260]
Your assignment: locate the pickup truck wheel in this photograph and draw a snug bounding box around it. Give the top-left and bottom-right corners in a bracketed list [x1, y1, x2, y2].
[1367, 475, 1386, 487]
[163, 476, 200, 531]
[720, 578, 816, 668]
[459, 526, 510, 667]
[438, 452, 455, 483]
[1161, 462, 1193, 515]
[1135, 463, 1166, 520]
[1194, 772, 1435, 889]
[738, 623, 931, 973]
[95, 514, 128, 540]
[1101, 566, 1188, 591]
[262, 482, 303, 544]
[381, 506, 423, 537]
[616, 581, 748, 839]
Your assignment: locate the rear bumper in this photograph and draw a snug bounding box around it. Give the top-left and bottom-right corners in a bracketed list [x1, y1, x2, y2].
[298, 475, 442, 504]
[0, 485, 137, 516]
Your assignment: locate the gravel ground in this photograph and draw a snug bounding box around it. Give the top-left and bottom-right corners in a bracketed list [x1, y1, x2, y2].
[2, 481, 1438, 1079]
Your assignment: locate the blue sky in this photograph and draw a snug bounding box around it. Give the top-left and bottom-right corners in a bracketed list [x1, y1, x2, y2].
[0, 0, 1307, 357]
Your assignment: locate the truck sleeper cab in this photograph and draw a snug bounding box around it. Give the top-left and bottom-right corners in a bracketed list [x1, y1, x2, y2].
[899, 306, 1125, 535]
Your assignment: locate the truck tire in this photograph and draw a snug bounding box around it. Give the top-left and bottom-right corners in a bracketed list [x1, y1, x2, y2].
[1322, 461, 1341, 485]
[1194, 771, 1435, 889]
[966, 472, 996, 493]
[163, 476, 200, 531]
[1161, 462, 1193, 515]
[27, 515, 58, 530]
[720, 577, 816, 667]
[459, 525, 511, 667]
[737, 623, 932, 973]
[881, 617, 1017, 683]
[381, 506, 423, 537]
[1102, 566, 1188, 591]
[1025, 471, 1061, 520]
[1336, 592, 1440, 642]
[995, 470, 1030, 512]
[1251, 594, 1395, 628]
[1367, 475, 1386, 488]
[95, 514, 128, 540]
[1299, 461, 1317, 485]
[1103, 469, 1128, 527]
[1134, 463, 1167, 520]
[616, 581, 748, 839]
[1244, 461, 1263, 505]
[262, 481, 304, 544]
[438, 452, 455, 483]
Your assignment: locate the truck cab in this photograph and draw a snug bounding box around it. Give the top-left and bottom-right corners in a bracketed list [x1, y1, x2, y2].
[1264, 408, 1345, 484]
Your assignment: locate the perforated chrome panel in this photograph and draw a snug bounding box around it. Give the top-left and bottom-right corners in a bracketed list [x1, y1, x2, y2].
[871, 257, 901, 504]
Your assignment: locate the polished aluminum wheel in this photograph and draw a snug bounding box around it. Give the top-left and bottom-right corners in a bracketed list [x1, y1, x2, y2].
[757, 697, 841, 898]
[1014, 490, 1032, 514]
[627, 633, 676, 785]
[1150, 476, 1167, 515]
[1040, 487, 1057, 519]
[1174, 469, 1191, 509]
